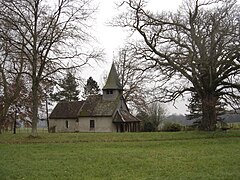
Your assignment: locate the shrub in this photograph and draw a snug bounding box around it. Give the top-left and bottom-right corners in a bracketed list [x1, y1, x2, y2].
[162, 122, 182, 132]
[142, 120, 157, 132]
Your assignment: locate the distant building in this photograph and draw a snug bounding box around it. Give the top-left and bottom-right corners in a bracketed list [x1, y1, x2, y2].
[49, 63, 141, 133]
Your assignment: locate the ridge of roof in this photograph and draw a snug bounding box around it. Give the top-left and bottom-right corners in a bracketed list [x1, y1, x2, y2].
[78, 94, 119, 117]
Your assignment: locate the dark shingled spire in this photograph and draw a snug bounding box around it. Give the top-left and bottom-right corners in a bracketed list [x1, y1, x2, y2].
[102, 62, 123, 90]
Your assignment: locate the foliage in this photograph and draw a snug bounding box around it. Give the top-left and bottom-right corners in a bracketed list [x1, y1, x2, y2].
[115, 0, 240, 131]
[83, 76, 100, 98]
[186, 92, 202, 121]
[186, 92, 227, 127]
[0, 131, 240, 179]
[161, 122, 182, 132]
[51, 72, 80, 102]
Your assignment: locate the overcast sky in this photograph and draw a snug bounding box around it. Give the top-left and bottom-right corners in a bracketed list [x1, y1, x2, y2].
[93, 0, 189, 114]
[85, 1, 181, 77]
[95, 0, 181, 64]
[83, 0, 240, 115]
[80, 0, 188, 114]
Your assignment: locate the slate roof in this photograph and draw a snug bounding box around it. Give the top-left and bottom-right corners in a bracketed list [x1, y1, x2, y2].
[113, 109, 141, 123]
[102, 62, 123, 90]
[49, 96, 141, 123]
[78, 95, 119, 117]
[49, 63, 140, 121]
[49, 101, 84, 119]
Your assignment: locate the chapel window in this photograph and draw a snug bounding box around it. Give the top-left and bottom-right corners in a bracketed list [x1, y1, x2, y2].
[66, 120, 69, 128]
[106, 90, 113, 94]
[90, 120, 95, 129]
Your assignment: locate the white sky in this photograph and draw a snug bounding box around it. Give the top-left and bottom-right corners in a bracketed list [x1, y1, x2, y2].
[79, 0, 240, 115]
[95, 0, 182, 65]
[82, 0, 188, 115]
[87, 0, 182, 73]
[83, 0, 187, 115]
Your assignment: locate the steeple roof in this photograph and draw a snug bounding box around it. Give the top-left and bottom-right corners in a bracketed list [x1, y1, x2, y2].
[103, 62, 123, 90]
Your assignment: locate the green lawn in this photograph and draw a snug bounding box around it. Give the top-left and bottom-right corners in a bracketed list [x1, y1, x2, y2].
[0, 131, 240, 179]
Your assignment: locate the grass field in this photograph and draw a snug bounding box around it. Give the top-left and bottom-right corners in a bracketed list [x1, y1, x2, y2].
[0, 131, 240, 179]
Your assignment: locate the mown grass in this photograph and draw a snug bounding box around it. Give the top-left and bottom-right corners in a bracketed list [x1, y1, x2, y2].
[0, 131, 240, 179]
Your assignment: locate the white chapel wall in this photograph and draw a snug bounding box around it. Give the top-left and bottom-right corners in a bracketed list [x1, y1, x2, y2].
[78, 117, 117, 132]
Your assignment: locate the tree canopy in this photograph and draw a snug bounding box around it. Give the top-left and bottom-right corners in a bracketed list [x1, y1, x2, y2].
[83, 76, 100, 98]
[51, 72, 80, 102]
[114, 47, 151, 111]
[115, 0, 240, 130]
[0, 0, 100, 136]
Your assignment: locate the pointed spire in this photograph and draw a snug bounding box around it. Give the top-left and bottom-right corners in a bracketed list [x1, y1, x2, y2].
[103, 62, 123, 90]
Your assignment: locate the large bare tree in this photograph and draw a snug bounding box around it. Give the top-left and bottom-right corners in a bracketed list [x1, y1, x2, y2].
[115, 0, 240, 130]
[0, 0, 101, 136]
[114, 46, 152, 112]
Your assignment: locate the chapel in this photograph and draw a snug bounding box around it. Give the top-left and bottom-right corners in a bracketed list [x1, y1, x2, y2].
[49, 63, 141, 132]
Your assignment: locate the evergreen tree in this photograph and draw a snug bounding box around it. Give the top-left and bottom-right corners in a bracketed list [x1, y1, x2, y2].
[83, 77, 100, 98]
[51, 72, 80, 102]
[186, 92, 202, 126]
[186, 92, 226, 126]
[186, 93, 202, 118]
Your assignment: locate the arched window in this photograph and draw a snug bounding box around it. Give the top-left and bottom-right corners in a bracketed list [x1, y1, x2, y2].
[66, 120, 69, 128]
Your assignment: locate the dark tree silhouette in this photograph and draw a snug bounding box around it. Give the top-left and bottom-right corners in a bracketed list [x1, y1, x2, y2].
[186, 92, 227, 127]
[51, 72, 80, 102]
[115, 0, 240, 131]
[83, 77, 100, 98]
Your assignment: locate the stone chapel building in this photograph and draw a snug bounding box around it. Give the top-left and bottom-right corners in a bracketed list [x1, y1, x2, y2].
[49, 63, 141, 132]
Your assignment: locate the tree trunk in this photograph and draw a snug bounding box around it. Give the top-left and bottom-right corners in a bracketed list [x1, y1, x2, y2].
[0, 104, 10, 134]
[13, 111, 17, 134]
[200, 94, 217, 131]
[46, 96, 49, 133]
[0, 113, 3, 134]
[31, 80, 39, 137]
[0, 118, 3, 134]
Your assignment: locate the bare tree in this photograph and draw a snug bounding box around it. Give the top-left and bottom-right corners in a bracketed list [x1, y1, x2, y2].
[0, 0, 101, 136]
[0, 24, 27, 133]
[114, 0, 240, 131]
[137, 102, 166, 132]
[114, 45, 154, 112]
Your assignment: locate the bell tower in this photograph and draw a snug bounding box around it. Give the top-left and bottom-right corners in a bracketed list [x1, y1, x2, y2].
[102, 62, 123, 101]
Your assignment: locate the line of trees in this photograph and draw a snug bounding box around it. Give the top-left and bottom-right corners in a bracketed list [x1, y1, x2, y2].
[51, 74, 100, 101]
[1, 0, 239, 134]
[0, 0, 101, 136]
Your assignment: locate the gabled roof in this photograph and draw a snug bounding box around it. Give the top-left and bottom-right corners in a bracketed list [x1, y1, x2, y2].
[49, 101, 84, 119]
[102, 62, 123, 90]
[79, 95, 119, 117]
[113, 109, 141, 123]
